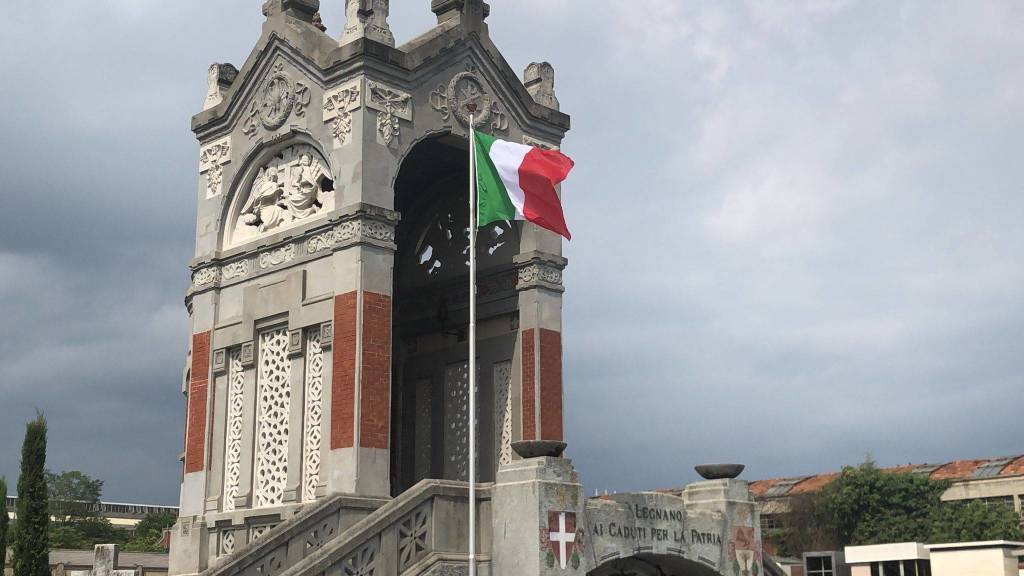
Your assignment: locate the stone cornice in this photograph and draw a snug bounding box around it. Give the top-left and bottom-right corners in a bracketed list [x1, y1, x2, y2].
[514, 251, 567, 292]
[188, 205, 399, 296]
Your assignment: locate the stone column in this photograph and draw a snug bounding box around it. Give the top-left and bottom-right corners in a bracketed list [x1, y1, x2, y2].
[170, 292, 215, 576]
[341, 0, 395, 47]
[491, 455, 586, 576]
[682, 479, 763, 575]
[515, 250, 567, 444]
[326, 207, 398, 498]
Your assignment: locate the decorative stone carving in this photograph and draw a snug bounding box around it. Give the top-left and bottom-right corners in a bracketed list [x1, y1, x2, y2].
[200, 138, 232, 199]
[306, 218, 397, 254]
[366, 80, 412, 146]
[204, 63, 239, 111]
[223, 349, 245, 513]
[304, 519, 336, 552]
[323, 81, 361, 148]
[524, 62, 560, 110]
[241, 145, 330, 235]
[517, 262, 563, 288]
[193, 267, 220, 288]
[251, 524, 275, 542]
[430, 69, 509, 131]
[523, 135, 559, 151]
[398, 504, 432, 571]
[341, 540, 379, 576]
[219, 529, 236, 556]
[302, 331, 324, 503]
[444, 362, 478, 482]
[254, 328, 291, 508]
[222, 260, 250, 281]
[494, 361, 513, 467]
[242, 62, 311, 138]
[259, 244, 298, 269]
[232, 144, 334, 248]
[241, 341, 256, 367]
[288, 329, 303, 356]
[320, 321, 334, 349]
[341, 0, 395, 47]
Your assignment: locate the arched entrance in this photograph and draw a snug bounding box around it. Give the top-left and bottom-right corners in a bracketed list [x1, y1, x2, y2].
[588, 555, 726, 576]
[390, 134, 521, 495]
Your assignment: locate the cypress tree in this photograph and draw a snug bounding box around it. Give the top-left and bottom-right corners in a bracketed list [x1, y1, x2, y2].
[13, 414, 48, 576]
[0, 477, 8, 572]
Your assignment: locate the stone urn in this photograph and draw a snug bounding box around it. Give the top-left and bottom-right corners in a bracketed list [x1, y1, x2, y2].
[512, 440, 567, 459]
[695, 464, 745, 480]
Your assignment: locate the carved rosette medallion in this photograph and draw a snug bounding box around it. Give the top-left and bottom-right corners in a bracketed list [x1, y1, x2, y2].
[366, 80, 412, 146]
[430, 70, 509, 131]
[199, 138, 232, 199]
[323, 80, 362, 148]
[243, 62, 311, 138]
[517, 262, 564, 290]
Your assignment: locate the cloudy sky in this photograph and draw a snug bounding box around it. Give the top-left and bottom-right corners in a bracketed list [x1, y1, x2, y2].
[1, 1, 1023, 505]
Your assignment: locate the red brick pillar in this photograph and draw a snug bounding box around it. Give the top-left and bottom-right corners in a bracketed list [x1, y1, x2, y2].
[185, 332, 212, 474]
[516, 252, 568, 445]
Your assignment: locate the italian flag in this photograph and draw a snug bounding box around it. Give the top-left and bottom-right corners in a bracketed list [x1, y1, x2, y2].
[474, 132, 575, 240]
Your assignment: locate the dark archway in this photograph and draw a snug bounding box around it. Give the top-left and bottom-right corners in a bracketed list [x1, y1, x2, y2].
[588, 555, 726, 576]
[390, 134, 521, 496]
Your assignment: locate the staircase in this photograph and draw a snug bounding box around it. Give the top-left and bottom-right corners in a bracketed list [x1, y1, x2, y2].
[202, 480, 492, 576]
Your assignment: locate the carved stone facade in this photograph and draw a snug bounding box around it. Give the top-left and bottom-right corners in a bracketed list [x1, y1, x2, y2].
[174, 1, 572, 573]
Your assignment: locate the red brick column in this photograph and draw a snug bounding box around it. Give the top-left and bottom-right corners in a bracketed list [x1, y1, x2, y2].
[521, 328, 564, 442]
[185, 332, 211, 474]
[332, 292, 358, 449]
[360, 293, 392, 449]
[331, 291, 392, 450]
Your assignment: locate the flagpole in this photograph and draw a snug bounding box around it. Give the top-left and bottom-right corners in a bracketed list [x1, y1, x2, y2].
[468, 108, 478, 576]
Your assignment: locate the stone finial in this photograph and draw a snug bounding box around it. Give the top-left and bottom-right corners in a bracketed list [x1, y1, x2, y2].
[524, 62, 559, 111]
[262, 0, 319, 22]
[203, 63, 239, 111]
[432, 0, 491, 29]
[341, 0, 395, 47]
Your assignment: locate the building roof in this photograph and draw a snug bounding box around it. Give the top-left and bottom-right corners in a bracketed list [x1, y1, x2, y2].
[751, 455, 1024, 500]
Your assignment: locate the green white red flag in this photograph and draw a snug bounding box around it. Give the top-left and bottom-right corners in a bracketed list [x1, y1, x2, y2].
[473, 131, 575, 240]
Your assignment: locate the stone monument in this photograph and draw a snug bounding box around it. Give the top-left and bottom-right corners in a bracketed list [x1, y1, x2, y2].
[168, 2, 764, 575]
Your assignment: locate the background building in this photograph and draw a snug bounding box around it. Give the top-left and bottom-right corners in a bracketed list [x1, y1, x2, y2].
[751, 455, 1024, 552]
[4, 496, 178, 531]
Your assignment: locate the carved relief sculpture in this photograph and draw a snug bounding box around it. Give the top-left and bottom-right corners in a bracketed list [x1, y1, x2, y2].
[430, 69, 508, 131]
[366, 80, 412, 146]
[233, 144, 333, 247]
[323, 81, 362, 148]
[199, 138, 231, 199]
[242, 62, 311, 139]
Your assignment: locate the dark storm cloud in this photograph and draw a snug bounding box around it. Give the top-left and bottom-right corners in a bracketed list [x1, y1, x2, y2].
[1, 1, 1022, 504]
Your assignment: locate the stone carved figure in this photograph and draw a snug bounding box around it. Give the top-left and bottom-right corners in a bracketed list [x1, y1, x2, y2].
[237, 145, 331, 238]
[241, 168, 288, 232]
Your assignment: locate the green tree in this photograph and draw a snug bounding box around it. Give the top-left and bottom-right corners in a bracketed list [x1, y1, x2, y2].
[13, 414, 49, 576]
[123, 512, 176, 552]
[1, 477, 9, 571]
[46, 471, 103, 527]
[928, 500, 1021, 543]
[814, 460, 1021, 548]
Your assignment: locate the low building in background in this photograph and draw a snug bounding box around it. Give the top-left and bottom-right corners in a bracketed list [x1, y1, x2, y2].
[843, 541, 1024, 576]
[751, 455, 1024, 554]
[2, 545, 168, 576]
[4, 496, 178, 531]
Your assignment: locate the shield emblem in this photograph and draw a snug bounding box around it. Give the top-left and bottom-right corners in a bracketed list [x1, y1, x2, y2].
[547, 511, 578, 569]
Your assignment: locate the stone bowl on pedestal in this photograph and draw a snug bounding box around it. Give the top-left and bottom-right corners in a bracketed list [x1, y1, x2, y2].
[512, 440, 567, 459]
[695, 464, 745, 480]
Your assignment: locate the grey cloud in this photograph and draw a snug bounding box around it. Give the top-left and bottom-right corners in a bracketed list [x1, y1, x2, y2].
[1, 1, 1022, 503]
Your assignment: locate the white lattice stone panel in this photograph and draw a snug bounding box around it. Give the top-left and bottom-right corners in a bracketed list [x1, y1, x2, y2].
[444, 362, 470, 481]
[303, 330, 324, 502]
[255, 328, 291, 509]
[223, 349, 245, 512]
[494, 361, 513, 468]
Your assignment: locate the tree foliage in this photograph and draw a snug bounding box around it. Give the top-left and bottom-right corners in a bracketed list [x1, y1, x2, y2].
[123, 512, 176, 552]
[810, 461, 1022, 549]
[46, 471, 103, 526]
[13, 414, 49, 576]
[1, 477, 9, 571]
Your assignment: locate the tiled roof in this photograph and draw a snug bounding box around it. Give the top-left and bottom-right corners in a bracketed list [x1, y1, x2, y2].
[752, 455, 1024, 499]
